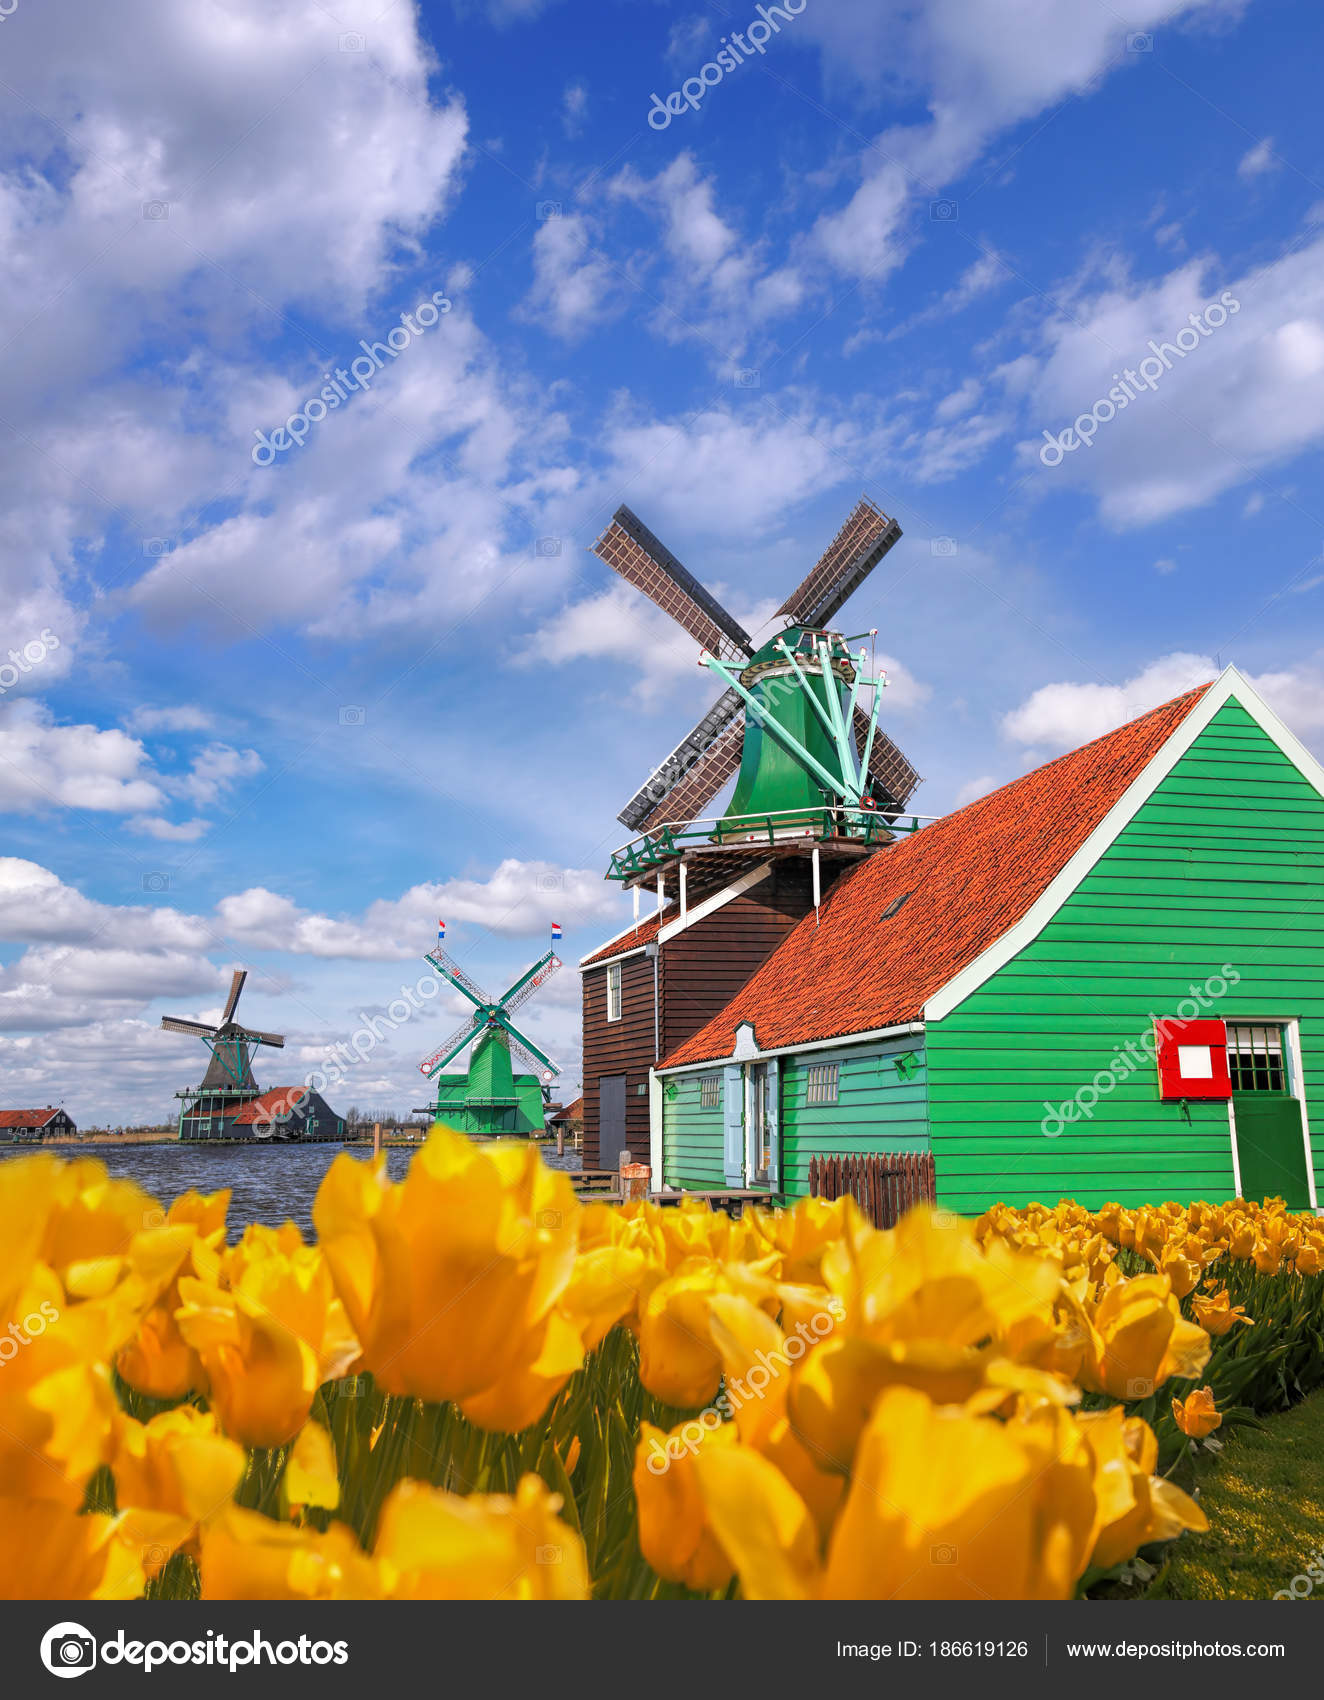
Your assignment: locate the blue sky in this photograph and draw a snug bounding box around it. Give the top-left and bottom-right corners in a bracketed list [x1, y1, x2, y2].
[3, 0, 1324, 1123]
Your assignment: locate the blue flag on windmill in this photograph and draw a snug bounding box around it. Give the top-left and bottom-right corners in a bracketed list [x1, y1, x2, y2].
[416, 925, 563, 1136]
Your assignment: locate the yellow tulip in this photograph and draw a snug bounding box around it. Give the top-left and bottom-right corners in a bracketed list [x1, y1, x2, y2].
[0, 1498, 149, 1600]
[823, 1388, 1096, 1600]
[1078, 1275, 1210, 1400]
[283, 1420, 341, 1512]
[175, 1233, 359, 1448]
[1077, 1406, 1207, 1568]
[1192, 1287, 1251, 1336]
[112, 1404, 245, 1535]
[313, 1130, 586, 1430]
[1297, 1242, 1324, 1276]
[1252, 1238, 1284, 1275]
[201, 1505, 381, 1600]
[1172, 1385, 1222, 1440]
[118, 1189, 230, 1400]
[373, 1475, 589, 1600]
[634, 1419, 736, 1591]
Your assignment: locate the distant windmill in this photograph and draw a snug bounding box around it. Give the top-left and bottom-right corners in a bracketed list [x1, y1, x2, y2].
[161, 969, 284, 1094]
[592, 498, 922, 847]
[416, 925, 561, 1138]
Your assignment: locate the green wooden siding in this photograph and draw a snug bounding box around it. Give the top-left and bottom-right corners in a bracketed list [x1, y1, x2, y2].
[662, 1040, 931, 1196]
[780, 1040, 930, 1198]
[662, 1072, 726, 1190]
[927, 698, 1324, 1214]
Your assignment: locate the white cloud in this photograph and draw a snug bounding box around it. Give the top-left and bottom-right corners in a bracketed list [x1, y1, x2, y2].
[935, 378, 983, 421]
[561, 82, 588, 136]
[522, 213, 618, 340]
[173, 743, 264, 808]
[128, 706, 215, 734]
[1154, 557, 1178, 574]
[1238, 137, 1279, 178]
[954, 773, 998, 807]
[126, 815, 212, 842]
[1013, 242, 1324, 526]
[1000, 653, 1324, 753]
[1001, 653, 1215, 749]
[0, 704, 163, 813]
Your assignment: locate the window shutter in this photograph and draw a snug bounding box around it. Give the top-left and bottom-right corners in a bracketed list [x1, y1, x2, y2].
[765, 1055, 781, 1191]
[723, 1065, 744, 1186]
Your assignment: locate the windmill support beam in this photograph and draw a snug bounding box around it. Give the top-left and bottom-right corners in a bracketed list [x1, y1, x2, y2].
[701, 653, 866, 806]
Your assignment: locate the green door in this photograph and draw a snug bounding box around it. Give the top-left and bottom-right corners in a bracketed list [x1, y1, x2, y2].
[1229, 1024, 1312, 1209]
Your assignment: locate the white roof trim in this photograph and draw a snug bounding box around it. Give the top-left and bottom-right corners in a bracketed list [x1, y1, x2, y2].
[925, 665, 1323, 1022]
[657, 1021, 925, 1075]
[658, 861, 772, 944]
[577, 913, 664, 969]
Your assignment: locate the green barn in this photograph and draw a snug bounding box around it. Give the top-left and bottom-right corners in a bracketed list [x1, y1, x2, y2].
[648, 668, 1324, 1215]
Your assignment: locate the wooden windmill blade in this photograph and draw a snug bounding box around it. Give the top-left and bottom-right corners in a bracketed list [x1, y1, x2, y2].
[503, 952, 562, 1018]
[777, 497, 903, 629]
[161, 1015, 219, 1038]
[245, 1028, 286, 1048]
[593, 506, 753, 663]
[503, 1024, 559, 1079]
[221, 968, 247, 1024]
[617, 693, 745, 832]
[852, 706, 922, 810]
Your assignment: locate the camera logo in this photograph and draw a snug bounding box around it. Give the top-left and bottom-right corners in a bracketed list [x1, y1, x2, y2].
[41, 1622, 97, 1678]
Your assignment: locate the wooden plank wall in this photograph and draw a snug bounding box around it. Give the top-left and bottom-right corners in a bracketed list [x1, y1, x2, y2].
[927, 699, 1324, 1213]
[581, 947, 655, 1170]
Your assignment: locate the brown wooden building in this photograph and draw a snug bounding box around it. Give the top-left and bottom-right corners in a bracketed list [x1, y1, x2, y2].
[579, 853, 852, 1168]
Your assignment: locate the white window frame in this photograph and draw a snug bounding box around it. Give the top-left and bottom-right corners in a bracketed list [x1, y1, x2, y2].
[805, 1061, 840, 1105]
[605, 961, 622, 1023]
[699, 1074, 721, 1109]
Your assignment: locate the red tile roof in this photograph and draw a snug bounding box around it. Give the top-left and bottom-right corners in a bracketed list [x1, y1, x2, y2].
[228, 1088, 312, 1125]
[0, 1108, 63, 1128]
[580, 908, 677, 967]
[661, 684, 1211, 1068]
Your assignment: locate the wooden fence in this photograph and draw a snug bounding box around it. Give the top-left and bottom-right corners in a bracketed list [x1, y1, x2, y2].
[807, 1151, 936, 1228]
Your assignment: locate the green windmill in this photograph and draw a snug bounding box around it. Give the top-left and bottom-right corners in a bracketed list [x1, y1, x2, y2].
[593, 499, 923, 884]
[416, 924, 562, 1137]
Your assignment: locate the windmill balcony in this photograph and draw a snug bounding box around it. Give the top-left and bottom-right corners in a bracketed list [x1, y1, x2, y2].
[607, 803, 926, 882]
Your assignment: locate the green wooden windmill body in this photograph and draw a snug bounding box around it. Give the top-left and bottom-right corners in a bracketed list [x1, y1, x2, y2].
[417, 937, 561, 1138]
[722, 627, 857, 823]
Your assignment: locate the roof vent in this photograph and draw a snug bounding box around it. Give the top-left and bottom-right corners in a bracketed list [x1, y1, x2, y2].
[880, 892, 911, 921]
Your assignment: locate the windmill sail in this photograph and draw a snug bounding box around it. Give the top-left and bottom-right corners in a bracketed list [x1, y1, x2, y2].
[419, 1010, 487, 1077]
[852, 705, 921, 810]
[617, 688, 745, 832]
[593, 506, 752, 662]
[221, 968, 247, 1024]
[776, 497, 902, 629]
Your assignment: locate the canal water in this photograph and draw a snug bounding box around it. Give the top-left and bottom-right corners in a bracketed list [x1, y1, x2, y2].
[0, 1140, 583, 1238]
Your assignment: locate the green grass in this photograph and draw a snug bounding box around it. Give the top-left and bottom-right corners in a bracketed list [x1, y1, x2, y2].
[1154, 1388, 1324, 1599]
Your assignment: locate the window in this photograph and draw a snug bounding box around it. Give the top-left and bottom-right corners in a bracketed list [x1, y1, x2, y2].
[699, 1074, 721, 1109]
[1227, 1024, 1287, 1093]
[805, 1062, 840, 1104]
[605, 961, 622, 1022]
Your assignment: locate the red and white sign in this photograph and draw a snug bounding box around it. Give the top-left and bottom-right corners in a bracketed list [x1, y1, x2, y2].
[1155, 1017, 1231, 1100]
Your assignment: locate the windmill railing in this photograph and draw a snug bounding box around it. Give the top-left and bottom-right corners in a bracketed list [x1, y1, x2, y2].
[807, 1150, 937, 1229]
[607, 805, 935, 881]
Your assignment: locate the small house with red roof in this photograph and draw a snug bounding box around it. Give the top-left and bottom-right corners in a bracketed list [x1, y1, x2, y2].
[0, 1107, 76, 1143]
[583, 666, 1324, 1214]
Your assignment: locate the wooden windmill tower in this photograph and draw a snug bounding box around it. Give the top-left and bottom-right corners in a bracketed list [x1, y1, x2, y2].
[578, 497, 924, 1170]
[161, 969, 286, 1139]
[416, 924, 562, 1137]
[595, 497, 922, 908]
